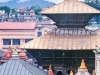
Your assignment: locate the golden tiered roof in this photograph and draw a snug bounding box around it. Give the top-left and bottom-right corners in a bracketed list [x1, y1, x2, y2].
[40, 0, 100, 14]
[19, 28, 100, 50]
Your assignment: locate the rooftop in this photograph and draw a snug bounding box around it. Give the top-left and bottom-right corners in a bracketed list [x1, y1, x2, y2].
[40, 0, 100, 14]
[0, 48, 47, 75]
[0, 22, 36, 30]
[19, 28, 100, 50]
[0, 50, 4, 57]
[0, 58, 47, 75]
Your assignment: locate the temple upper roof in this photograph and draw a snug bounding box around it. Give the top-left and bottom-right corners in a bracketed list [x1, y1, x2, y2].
[40, 0, 100, 14]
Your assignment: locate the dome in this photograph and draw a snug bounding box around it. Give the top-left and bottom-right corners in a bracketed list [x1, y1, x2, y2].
[6, 54, 11, 58]
[2, 50, 12, 57]
[5, 50, 12, 54]
[19, 51, 26, 57]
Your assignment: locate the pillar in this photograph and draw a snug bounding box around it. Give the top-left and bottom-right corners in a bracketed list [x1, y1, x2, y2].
[93, 50, 100, 75]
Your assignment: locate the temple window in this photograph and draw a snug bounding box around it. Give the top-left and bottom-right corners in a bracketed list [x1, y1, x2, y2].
[3, 39, 11, 45]
[12, 39, 20, 45]
[38, 32, 42, 37]
[38, 28, 41, 30]
[25, 39, 33, 43]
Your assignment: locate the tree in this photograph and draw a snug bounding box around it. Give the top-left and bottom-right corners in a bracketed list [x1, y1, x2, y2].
[30, 5, 42, 15]
[11, 8, 16, 14]
[0, 6, 11, 15]
[84, 0, 100, 24]
[84, 0, 100, 10]
[36, 15, 42, 21]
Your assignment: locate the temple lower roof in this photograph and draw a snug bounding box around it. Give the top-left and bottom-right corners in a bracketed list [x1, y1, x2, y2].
[19, 28, 100, 50]
[40, 0, 100, 14]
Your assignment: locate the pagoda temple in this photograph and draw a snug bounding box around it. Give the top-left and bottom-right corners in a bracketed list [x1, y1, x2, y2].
[19, 0, 100, 75]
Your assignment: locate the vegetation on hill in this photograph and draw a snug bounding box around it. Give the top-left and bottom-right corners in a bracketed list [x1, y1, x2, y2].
[30, 5, 42, 15]
[84, 0, 100, 10]
[0, 6, 10, 15]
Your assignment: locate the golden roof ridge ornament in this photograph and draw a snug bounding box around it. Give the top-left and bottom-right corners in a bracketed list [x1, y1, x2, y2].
[70, 70, 73, 75]
[79, 59, 87, 70]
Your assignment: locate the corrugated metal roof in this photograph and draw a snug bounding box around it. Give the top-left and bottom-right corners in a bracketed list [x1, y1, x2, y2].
[0, 22, 36, 29]
[0, 58, 47, 75]
[0, 50, 4, 57]
[40, 0, 100, 14]
[19, 28, 100, 50]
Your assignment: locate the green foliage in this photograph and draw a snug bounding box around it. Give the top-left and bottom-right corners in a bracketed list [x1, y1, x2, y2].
[36, 15, 42, 21]
[30, 5, 42, 15]
[84, 0, 100, 10]
[11, 8, 18, 18]
[0, 6, 11, 15]
[91, 23, 100, 28]
[11, 8, 16, 14]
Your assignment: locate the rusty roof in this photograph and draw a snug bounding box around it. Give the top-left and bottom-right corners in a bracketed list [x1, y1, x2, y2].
[40, 0, 100, 14]
[19, 28, 100, 50]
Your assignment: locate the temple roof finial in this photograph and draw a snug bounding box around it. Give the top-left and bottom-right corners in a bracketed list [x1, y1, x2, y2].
[49, 65, 52, 71]
[79, 59, 87, 70]
[70, 70, 73, 75]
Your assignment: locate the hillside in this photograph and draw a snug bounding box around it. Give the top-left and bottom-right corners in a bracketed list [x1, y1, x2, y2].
[0, 0, 55, 8]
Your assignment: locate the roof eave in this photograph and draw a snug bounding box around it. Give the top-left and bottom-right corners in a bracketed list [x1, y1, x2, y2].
[40, 12, 100, 15]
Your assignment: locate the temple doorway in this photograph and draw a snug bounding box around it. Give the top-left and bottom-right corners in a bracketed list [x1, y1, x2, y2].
[54, 67, 66, 75]
[57, 71, 63, 75]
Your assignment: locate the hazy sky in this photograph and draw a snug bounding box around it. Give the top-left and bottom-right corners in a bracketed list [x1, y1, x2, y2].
[0, 0, 30, 3]
[45, 0, 63, 3]
[0, 0, 84, 3]
[45, 0, 85, 3]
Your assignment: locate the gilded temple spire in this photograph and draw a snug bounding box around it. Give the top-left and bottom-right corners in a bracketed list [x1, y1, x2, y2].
[70, 70, 73, 75]
[48, 65, 52, 71]
[48, 65, 54, 75]
[79, 59, 87, 70]
[92, 70, 96, 75]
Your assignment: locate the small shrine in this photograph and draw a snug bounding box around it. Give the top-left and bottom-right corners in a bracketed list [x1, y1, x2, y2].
[0, 47, 38, 66]
[0, 48, 47, 75]
[70, 71, 74, 75]
[75, 59, 91, 75]
[48, 65, 54, 75]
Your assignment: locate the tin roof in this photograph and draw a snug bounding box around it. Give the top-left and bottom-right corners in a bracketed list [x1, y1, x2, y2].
[40, 0, 100, 14]
[0, 22, 36, 29]
[0, 50, 4, 57]
[0, 58, 47, 75]
[19, 28, 100, 50]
